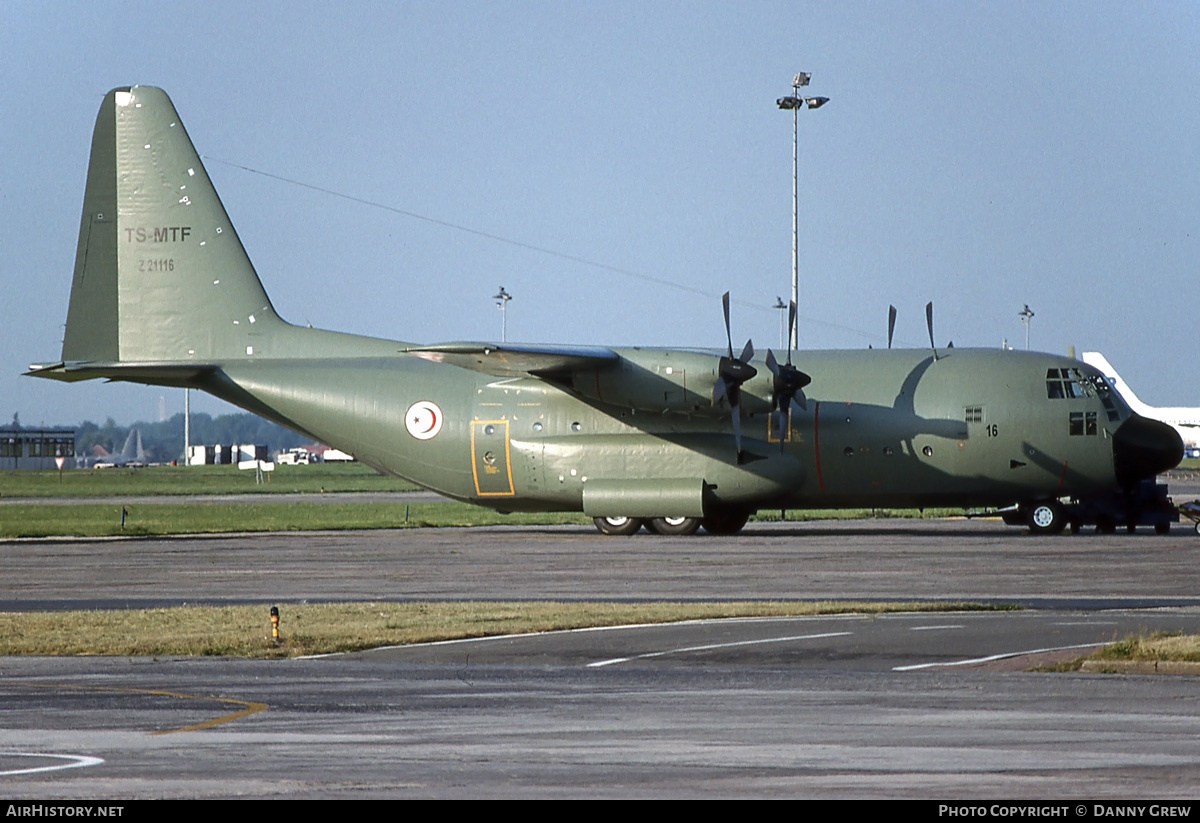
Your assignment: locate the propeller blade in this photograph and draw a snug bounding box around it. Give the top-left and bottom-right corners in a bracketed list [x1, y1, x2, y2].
[712, 376, 729, 405]
[721, 291, 734, 359]
[925, 301, 939, 360]
[787, 301, 797, 360]
[766, 349, 780, 376]
[731, 400, 742, 456]
[739, 339, 754, 364]
[888, 305, 897, 349]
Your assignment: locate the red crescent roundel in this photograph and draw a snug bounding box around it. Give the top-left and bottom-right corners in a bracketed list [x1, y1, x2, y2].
[405, 401, 443, 441]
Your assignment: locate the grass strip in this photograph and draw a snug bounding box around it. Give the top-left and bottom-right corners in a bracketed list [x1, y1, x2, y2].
[0, 600, 1008, 658]
[1090, 632, 1200, 663]
[0, 501, 971, 538]
[0, 501, 590, 537]
[1035, 632, 1200, 673]
[0, 463, 418, 498]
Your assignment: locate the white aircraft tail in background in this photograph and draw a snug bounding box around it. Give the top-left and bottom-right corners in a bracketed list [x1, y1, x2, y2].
[1081, 352, 1200, 458]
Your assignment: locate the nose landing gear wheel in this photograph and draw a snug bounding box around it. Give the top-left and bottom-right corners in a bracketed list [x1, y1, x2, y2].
[1025, 501, 1066, 535]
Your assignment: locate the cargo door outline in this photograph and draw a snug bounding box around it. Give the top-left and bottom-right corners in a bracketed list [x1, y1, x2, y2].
[471, 419, 515, 496]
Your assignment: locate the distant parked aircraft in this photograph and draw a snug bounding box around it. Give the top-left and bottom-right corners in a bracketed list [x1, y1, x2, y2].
[88, 429, 147, 468]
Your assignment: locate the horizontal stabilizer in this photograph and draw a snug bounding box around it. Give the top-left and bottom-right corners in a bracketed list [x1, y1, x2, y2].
[26, 360, 218, 385]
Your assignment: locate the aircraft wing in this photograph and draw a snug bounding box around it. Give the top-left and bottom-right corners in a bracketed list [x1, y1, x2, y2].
[403, 343, 620, 380]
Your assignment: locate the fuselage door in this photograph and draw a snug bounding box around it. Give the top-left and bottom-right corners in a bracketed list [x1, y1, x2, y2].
[471, 419, 515, 496]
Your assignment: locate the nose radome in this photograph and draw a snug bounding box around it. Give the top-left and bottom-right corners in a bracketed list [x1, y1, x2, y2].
[1113, 414, 1184, 487]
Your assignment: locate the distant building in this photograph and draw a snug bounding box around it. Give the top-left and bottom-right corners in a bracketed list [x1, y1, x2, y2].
[0, 428, 76, 470]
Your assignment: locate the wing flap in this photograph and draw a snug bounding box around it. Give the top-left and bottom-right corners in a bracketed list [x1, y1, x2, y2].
[404, 342, 619, 379]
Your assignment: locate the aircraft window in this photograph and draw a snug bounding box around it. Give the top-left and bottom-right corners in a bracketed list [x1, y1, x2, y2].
[922, 445, 933, 457]
[843, 446, 854, 457]
[571, 422, 581, 432]
[483, 424, 495, 435]
[1069, 411, 1098, 436]
[532, 422, 543, 432]
[1046, 368, 1092, 399]
[1066, 370, 1092, 398]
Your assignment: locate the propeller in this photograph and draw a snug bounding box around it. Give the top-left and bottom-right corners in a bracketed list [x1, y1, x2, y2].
[765, 301, 812, 452]
[887, 305, 897, 349]
[925, 301, 939, 361]
[712, 291, 759, 464]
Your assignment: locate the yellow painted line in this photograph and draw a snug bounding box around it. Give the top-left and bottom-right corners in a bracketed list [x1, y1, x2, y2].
[3, 681, 267, 735]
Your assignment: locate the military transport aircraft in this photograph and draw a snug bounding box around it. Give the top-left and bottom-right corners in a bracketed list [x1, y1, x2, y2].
[27, 86, 1184, 536]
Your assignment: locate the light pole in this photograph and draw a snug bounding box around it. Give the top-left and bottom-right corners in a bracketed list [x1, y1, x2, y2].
[1018, 304, 1035, 350]
[777, 73, 828, 351]
[494, 286, 512, 342]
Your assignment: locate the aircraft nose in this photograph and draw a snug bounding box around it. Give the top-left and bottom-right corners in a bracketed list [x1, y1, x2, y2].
[1112, 413, 1184, 487]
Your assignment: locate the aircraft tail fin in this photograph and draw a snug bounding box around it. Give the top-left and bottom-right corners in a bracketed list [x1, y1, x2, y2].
[1080, 352, 1152, 415]
[59, 86, 285, 368]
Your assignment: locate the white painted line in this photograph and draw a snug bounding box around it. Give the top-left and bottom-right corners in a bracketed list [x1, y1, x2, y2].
[588, 631, 854, 668]
[0, 752, 104, 776]
[909, 625, 964, 631]
[893, 641, 1105, 671]
[300, 615, 869, 659]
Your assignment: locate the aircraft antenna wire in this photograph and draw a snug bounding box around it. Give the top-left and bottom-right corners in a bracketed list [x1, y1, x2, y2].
[203, 156, 892, 345]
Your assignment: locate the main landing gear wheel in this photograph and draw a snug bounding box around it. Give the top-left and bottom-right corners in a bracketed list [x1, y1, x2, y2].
[646, 516, 702, 536]
[1025, 500, 1066, 535]
[593, 516, 643, 536]
[701, 509, 751, 535]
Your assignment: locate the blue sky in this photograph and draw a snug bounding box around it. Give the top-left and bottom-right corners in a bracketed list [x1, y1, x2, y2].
[3, 1, 1198, 426]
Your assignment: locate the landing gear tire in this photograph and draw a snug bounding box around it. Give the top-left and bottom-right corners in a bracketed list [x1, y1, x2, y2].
[646, 516, 701, 536]
[593, 516, 644, 536]
[1155, 522, 1171, 535]
[1097, 516, 1117, 535]
[1026, 501, 1066, 535]
[701, 509, 751, 535]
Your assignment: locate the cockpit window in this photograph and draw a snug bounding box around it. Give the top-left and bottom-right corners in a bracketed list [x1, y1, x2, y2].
[1046, 368, 1094, 400]
[1048, 366, 1123, 422]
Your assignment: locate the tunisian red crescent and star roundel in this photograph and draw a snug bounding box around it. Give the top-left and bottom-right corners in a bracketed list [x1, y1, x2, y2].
[405, 401, 443, 440]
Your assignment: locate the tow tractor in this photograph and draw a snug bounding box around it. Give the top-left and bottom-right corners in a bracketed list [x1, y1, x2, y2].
[998, 480, 1179, 534]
